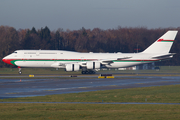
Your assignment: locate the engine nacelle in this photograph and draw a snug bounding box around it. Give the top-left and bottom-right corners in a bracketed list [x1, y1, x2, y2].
[65, 64, 80, 71]
[86, 62, 101, 69]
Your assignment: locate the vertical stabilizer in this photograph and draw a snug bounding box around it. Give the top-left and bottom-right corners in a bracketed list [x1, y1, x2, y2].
[142, 31, 178, 53]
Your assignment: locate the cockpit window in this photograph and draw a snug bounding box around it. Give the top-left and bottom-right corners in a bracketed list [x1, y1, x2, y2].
[13, 52, 17, 53]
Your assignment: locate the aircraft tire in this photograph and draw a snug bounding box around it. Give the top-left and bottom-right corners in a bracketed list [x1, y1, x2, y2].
[19, 71, 22, 75]
[82, 70, 96, 74]
[89, 71, 93, 74]
[81, 71, 86, 74]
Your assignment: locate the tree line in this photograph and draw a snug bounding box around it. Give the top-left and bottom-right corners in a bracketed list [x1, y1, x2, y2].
[0, 25, 180, 67]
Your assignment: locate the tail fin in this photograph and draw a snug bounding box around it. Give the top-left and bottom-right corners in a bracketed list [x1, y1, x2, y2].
[142, 30, 178, 53]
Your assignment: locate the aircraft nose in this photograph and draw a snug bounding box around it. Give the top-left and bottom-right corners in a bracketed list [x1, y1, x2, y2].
[2, 58, 14, 66]
[2, 58, 7, 64]
[2, 58, 5, 62]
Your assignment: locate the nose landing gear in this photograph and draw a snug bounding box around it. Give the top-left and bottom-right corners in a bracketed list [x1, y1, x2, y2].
[18, 67, 22, 74]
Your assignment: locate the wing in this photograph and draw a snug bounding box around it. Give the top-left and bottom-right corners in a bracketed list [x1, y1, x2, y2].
[100, 56, 132, 65]
[51, 62, 66, 68]
[50, 56, 132, 68]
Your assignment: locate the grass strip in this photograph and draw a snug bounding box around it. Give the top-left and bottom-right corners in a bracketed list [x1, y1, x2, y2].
[0, 103, 180, 120]
[1, 66, 180, 75]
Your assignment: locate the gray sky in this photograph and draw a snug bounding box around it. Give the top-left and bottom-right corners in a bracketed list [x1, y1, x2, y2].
[0, 0, 180, 31]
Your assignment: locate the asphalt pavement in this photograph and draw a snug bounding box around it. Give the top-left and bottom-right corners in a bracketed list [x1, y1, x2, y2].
[1, 75, 180, 99]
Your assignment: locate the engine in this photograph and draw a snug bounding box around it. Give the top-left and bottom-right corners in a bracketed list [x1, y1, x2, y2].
[65, 64, 80, 71]
[86, 62, 101, 69]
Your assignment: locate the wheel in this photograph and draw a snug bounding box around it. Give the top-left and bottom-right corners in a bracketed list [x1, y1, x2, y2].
[89, 71, 93, 74]
[92, 71, 96, 74]
[81, 71, 86, 74]
[19, 71, 22, 75]
[89, 70, 96, 74]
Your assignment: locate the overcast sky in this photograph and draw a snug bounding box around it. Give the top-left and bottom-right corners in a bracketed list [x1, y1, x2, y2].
[0, 0, 180, 31]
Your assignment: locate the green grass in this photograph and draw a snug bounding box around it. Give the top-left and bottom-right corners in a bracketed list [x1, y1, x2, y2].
[0, 68, 81, 75]
[0, 104, 180, 120]
[1, 66, 180, 75]
[108, 66, 180, 74]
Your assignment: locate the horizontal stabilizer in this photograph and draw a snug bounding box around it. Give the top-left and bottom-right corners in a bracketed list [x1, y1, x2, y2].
[152, 53, 176, 59]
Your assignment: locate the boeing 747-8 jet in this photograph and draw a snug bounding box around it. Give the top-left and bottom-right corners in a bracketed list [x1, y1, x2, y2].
[2, 30, 178, 74]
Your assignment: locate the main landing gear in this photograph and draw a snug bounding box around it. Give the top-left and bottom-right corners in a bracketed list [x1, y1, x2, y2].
[81, 70, 96, 74]
[18, 67, 22, 74]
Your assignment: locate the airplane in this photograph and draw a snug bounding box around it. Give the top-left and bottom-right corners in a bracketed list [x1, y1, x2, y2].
[2, 30, 178, 74]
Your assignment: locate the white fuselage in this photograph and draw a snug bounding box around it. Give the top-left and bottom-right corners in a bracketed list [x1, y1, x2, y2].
[2, 50, 159, 69]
